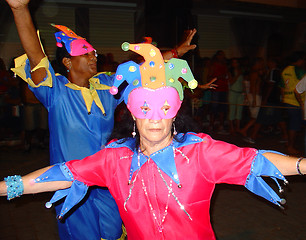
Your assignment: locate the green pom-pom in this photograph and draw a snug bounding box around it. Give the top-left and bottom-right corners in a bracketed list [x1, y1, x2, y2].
[121, 42, 130, 51]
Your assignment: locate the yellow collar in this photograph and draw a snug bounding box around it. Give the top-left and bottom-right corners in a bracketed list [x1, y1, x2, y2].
[65, 75, 111, 115]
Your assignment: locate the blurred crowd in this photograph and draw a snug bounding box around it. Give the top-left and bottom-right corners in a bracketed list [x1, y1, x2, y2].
[0, 57, 48, 150]
[190, 50, 306, 156]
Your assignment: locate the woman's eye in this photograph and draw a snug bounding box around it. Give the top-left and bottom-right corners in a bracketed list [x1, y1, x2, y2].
[161, 105, 171, 115]
[140, 106, 151, 115]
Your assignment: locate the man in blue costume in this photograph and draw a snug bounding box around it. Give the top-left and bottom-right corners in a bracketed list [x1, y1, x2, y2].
[5, 0, 197, 239]
[11, 20, 125, 240]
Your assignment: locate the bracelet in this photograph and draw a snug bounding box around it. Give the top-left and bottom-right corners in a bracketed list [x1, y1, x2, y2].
[296, 157, 305, 175]
[4, 175, 24, 200]
[171, 48, 178, 58]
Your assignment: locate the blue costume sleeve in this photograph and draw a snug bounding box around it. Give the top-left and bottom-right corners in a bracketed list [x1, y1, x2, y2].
[35, 163, 89, 220]
[245, 150, 288, 208]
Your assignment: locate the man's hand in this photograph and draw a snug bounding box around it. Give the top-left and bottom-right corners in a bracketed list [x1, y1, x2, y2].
[6, 0, 46, 85]
[5, 0, 30, 10]
[198, 78, 218, 90]
[176, 29, 197, 57]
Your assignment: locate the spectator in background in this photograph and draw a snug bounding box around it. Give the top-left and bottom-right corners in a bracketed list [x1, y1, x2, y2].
[228, 58, 244, 134]
[198, 57, 212, 126]
[185, 56, 208, 126]
[281, 51, 306, 155]
[294, 74, 306, 155]
[21, 79, 48, 152]
[240, 56, 251, 78]
[1, 75, 23, 143]
[208, 50, 230, 134]
[0, 58, 23, 144]
[240, 57, 265, 139]
[246, 58, 287, 144]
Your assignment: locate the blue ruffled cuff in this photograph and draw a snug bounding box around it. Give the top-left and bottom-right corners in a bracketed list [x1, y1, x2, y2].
[35, 163, 89, 219]
[245, 150, 288, 208]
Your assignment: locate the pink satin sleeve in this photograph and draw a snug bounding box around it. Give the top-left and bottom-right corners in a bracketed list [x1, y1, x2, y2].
[65, 148, 118, 188]
[196, 133, 257, 185]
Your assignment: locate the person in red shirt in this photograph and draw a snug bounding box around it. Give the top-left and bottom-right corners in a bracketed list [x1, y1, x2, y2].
[208, 50, 230, 134]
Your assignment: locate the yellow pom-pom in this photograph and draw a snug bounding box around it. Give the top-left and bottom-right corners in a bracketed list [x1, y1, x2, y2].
[188, 79, 198, 89]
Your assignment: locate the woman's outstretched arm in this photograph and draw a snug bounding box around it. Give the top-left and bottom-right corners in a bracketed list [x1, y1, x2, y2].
[0, 166, 72, 198]
[263, 152, 306, 176]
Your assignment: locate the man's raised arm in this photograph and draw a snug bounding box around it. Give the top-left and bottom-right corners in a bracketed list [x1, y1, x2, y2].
[6, 0, 46, 84]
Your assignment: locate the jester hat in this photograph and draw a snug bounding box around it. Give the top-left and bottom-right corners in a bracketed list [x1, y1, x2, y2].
[52, 24, 95, 56]
[109, 42, 198, 120]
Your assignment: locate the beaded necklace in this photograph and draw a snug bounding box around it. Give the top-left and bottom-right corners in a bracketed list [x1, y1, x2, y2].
[140, 157, 172, 233]
[156, 165, 192, 220]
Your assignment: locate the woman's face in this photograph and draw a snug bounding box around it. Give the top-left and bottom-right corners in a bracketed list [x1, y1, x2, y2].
[135, 117, 174, 149]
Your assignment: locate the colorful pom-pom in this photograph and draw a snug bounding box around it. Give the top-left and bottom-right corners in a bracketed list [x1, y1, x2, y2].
[109, 86, 118, 95]
[121, 42, 130, 51]
[188, 79, 198, 89]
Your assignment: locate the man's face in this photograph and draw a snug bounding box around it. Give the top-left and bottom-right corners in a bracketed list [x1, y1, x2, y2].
[70, 51, 97, 78]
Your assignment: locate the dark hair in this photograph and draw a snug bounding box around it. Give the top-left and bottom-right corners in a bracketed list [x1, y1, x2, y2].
[55, 46, 71, 77]
[107, 104, 201, 151]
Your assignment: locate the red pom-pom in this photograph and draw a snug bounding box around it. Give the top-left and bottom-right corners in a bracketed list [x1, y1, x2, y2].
[143, 37, 152, 44]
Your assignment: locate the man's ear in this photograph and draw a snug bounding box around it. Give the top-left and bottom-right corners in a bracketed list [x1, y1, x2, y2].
[62, 57, 71, 70]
